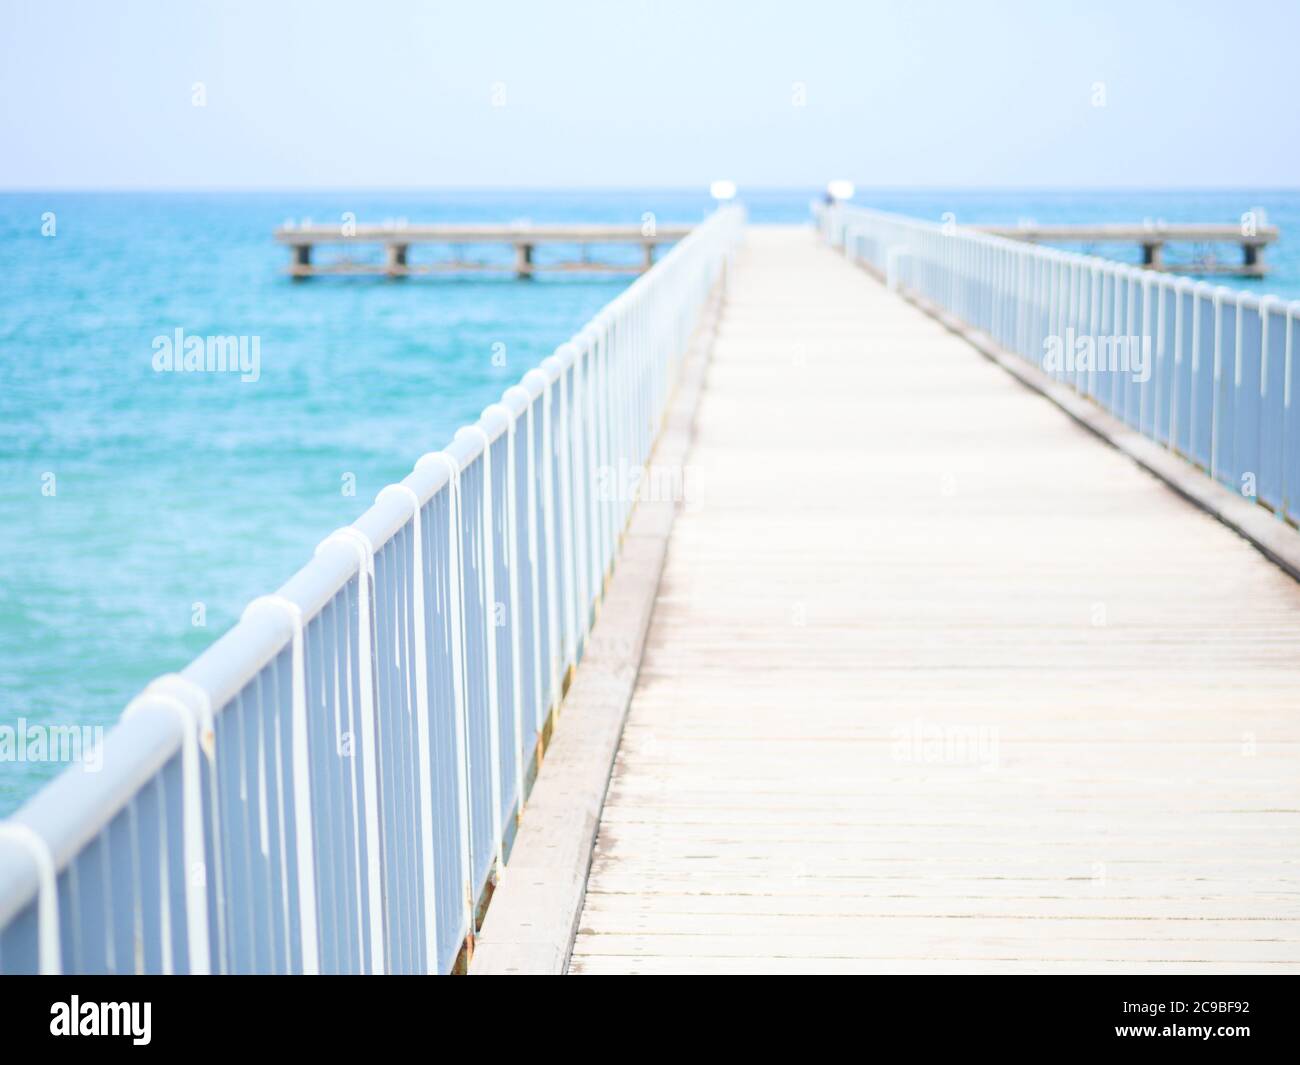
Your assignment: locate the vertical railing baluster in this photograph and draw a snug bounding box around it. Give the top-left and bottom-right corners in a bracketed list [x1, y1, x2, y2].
[315, 530, 386, 974]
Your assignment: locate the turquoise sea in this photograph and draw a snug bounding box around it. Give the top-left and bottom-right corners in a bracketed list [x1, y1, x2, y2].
[2, 188, 1298, 813]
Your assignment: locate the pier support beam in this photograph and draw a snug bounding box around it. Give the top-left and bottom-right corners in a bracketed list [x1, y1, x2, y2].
[1141, 241, 1163, 269]
[386, 243, 408, 279]
[641, 242, 654, 272]
[515, 243, 534, 279]
[292, 243, 312, 280]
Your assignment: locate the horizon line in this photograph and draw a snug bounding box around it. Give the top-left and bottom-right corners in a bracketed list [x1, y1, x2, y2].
[2, 183, 1298, 195]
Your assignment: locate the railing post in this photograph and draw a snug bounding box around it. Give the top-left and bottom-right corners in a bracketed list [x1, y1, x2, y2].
[886, 246, 905, 292]
[487, 398, 528, 823]
[454, 426, 505, 874]
[380, 483, 446, 972]
[241, 596, 320, 974]
[314, 528, 386, 975]
[414, 450, 476, 956]
[0, 825, 61, 974]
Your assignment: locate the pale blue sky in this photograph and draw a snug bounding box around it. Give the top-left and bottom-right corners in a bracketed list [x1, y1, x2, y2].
[2, 0, 1296, 189]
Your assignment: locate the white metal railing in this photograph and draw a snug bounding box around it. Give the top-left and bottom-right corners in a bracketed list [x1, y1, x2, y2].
[0, 204, 744, 975]
[821, 204, 1300, 526]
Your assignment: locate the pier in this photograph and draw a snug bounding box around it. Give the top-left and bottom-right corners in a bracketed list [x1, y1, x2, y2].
[970, 221, 1279, 276]
[558, 227, 1300, 973]
[3, 203, 1300, 976]
[273, 222, 695, 278]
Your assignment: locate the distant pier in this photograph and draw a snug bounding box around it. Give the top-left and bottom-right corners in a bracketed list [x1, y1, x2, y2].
[273, 222, 695, 279]
[971, 221, 1279, 276]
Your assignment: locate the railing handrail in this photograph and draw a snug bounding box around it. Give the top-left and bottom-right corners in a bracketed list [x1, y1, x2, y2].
[0, 204, 745, 973]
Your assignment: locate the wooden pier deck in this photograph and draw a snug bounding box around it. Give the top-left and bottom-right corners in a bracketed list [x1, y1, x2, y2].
[567, 225, 1300, 975]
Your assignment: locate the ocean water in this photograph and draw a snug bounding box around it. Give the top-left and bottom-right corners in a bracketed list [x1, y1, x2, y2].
[2, 187, 1297, 813]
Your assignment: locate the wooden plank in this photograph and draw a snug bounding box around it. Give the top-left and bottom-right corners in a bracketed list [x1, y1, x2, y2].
[568, 956, 1300, 976]
[579, 892, 1300, 919]
[582, 874, 1300, 899]
[569, 932, 1300, 963]
[575, 912, 1300, 944]
[571, 224, 1300, 974]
